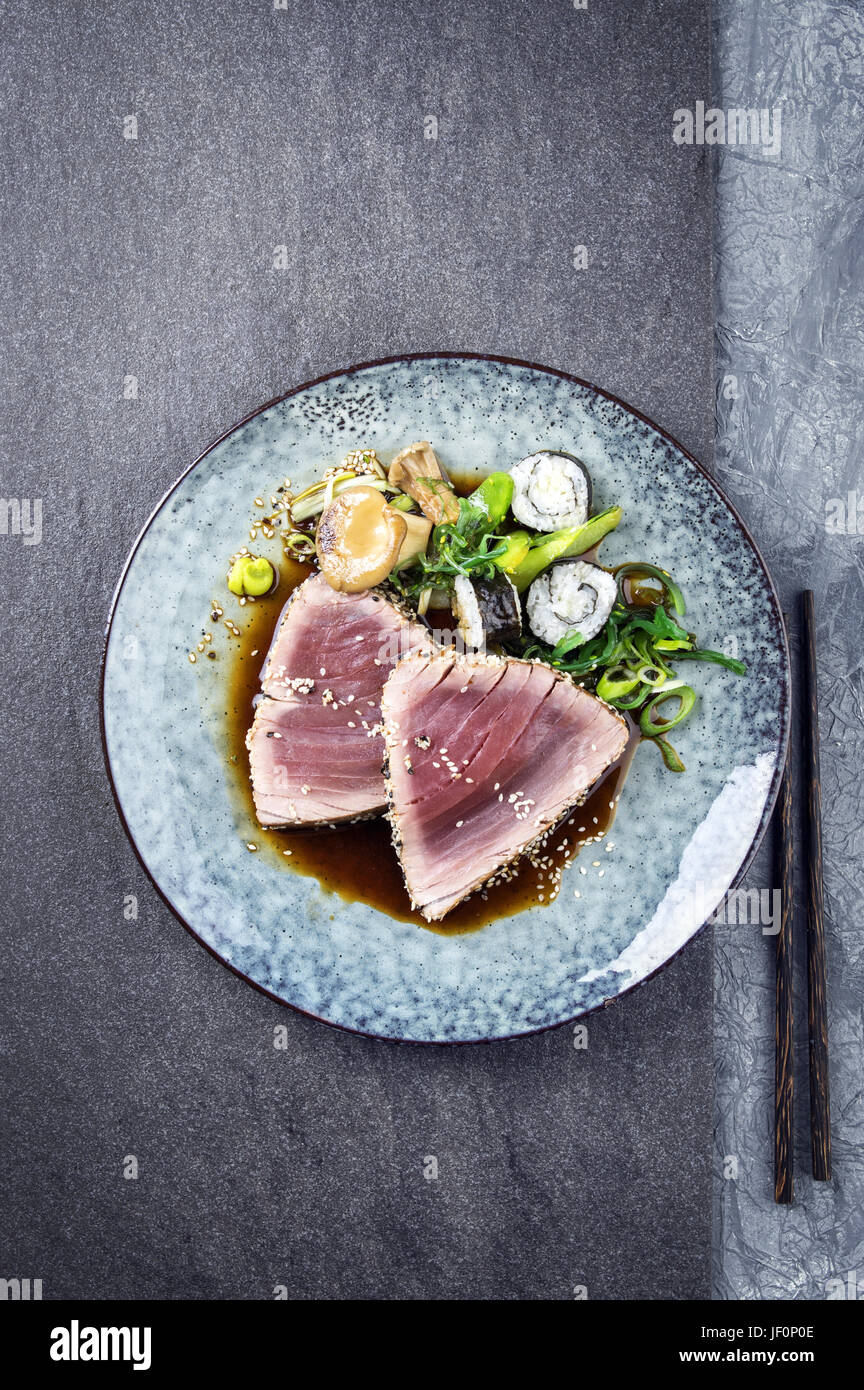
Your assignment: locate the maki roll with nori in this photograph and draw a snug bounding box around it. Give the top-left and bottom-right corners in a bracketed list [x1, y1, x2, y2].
[452, 572, 522, 650]
[527, 560, 616, 645]
[509, 450, 592, 531]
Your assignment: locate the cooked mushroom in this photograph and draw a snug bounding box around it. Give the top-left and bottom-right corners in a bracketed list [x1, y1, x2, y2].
[394, 512, 433, 570]
[387, 442, 460, 525]
[316, 485, 407, 593]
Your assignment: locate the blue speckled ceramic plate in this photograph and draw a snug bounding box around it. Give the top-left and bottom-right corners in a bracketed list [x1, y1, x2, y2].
[101, 354, 789, 1042]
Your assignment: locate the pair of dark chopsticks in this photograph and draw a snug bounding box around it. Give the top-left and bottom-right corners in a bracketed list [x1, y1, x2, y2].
[773, 591, 831, 1204]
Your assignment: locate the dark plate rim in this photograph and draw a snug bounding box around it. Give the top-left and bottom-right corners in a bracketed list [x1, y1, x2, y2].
[99, 350, 791, 1045]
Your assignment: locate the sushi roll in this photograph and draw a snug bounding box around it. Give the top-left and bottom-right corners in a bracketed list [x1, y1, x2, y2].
[527, 560, 617, 645]
[452, 572, 522, 650]
[510, 450, 592, 531]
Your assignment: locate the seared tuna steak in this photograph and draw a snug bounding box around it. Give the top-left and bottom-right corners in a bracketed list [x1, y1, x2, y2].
[247, 573, 432, 826]
[381, 650, 629, 920]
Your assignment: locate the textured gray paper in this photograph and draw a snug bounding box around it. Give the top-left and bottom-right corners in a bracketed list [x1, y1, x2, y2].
[713, 0, 864, 1301]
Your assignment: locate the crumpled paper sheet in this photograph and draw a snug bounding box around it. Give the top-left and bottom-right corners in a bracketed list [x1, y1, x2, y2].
[713, 0, 864, 1299]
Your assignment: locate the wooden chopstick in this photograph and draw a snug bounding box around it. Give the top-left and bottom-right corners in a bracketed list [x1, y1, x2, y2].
[801, 590, 832, 1181]
[773, 612, 794, 1205]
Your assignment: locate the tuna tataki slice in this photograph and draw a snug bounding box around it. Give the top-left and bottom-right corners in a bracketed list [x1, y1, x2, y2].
[246, 573, 432, 826]
[381, 650, 629, 920]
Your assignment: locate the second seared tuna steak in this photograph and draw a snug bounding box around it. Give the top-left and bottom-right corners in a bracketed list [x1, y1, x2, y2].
[247, 573, 432, 826]
[381, 650, 629, 920]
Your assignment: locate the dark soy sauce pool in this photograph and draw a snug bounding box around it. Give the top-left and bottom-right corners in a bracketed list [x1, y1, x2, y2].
[220, 487, 638, 934]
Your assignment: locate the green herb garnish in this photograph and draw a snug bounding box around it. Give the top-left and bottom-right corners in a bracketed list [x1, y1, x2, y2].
[392, 497, 508, 599]
[515, 570, 746, 771]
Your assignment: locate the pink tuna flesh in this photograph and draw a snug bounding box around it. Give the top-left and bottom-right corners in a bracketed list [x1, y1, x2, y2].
[381, 650, 629, 920]
[247, 573, 433, 826]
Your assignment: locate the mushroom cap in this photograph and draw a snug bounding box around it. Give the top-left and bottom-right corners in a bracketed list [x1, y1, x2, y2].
[387, 442, 460, 525]
[316, 485, 408, 593]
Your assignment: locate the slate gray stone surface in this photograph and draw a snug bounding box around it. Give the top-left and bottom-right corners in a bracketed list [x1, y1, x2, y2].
[0, 0, 713, 1298]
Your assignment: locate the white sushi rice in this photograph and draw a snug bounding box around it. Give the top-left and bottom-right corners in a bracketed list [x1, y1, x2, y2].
[527, 561, 617, 645]
[510, 451, 589, 531]
[452, 574, 486, 649]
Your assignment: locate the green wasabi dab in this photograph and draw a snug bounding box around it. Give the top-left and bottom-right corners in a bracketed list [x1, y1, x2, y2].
[228, 554, 276, 597]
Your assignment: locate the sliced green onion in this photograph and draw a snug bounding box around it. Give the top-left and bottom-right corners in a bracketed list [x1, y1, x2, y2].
[615, 562, 685, 615]
[673, 647, 747, 676]
[596, 666, 640, 702]
[634, 664, 669, 687]
[284, 530, 316, 557]
[654, 638, 692, 652]
[639, 685, 697, 737]
[640, 672, 687, 694]
[290, 473, 393, 523]
[654, 737, 686, 773]
[613, 687, 654, 711]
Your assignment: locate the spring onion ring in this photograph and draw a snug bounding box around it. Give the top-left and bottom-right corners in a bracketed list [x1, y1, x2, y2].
[639, 685, 697, 737]
[615, 562, 686, 615]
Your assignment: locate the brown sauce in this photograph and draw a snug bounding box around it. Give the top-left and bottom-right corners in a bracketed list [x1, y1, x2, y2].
[215, 480, 639, 934]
